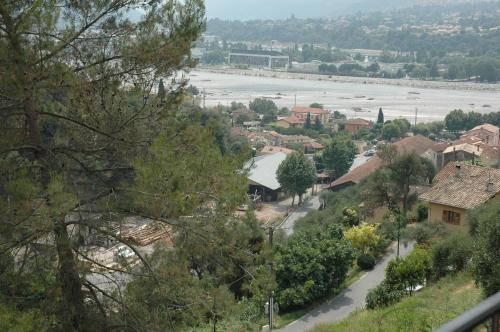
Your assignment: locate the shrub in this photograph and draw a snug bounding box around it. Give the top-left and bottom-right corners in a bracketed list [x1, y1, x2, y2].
[432, 233, 473, 279]
[365, 281, 406, 309]
[275, 225, 355, 309]
[357, 254, 376, 270]
[416, 204, 428, 222]
[404, 221, 447, 245]
[386, 248, 432, 293]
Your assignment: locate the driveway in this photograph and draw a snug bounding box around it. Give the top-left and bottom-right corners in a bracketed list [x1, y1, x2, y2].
[277, 241, 415, 332]
[278, 194, 321, 236]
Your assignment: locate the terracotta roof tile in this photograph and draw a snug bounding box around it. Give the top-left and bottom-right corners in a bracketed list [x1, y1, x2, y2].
[292, 106, 330, 115]
[420, 164, 500, 209]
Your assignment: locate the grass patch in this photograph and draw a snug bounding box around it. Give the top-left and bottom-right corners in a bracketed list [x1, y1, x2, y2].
[275, 266, 365, 329]
[310, 272, 483, 332]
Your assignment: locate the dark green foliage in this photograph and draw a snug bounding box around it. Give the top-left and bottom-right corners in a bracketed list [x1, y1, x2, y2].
[314, 117, 323, 131]
[382, 122, 401, 140]
[249, 98, 278, 114]
[431, 233, 473, 279]
[444, 109, 467, 131]
[357, 254, 376, 270]
[322, 139, 357, 179]
[277, 152, 316, 205]
[377, 108, 384, 124]
[275, 225, 355, 309]
[201, 50, 226, 64]
[366, 281, 406, 310]
[416, 204, 429, 222]
[471, 203, 500, 296]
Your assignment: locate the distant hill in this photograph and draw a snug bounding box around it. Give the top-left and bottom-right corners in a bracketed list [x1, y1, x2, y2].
[205, 0, 488, 20]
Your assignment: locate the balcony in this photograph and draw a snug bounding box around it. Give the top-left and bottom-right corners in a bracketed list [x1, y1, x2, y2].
[436, 291, 500, 332]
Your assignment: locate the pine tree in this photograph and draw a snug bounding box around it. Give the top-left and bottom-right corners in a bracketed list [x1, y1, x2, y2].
[0, 1, 206, 329]
[377, 108, 385, 124]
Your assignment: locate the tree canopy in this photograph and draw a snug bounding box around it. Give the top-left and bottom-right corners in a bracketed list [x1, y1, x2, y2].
[277, 152, 316, 206]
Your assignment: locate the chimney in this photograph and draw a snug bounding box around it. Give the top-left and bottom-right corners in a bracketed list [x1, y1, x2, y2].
[487, 182, 495, 193]
[455, 163, 462, 177]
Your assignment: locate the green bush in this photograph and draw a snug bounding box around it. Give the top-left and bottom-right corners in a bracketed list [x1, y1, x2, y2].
[386, 248, 432, 292]
[275, 225, 355, 309]
[416, 204, 428, 222]
[365, 281, 406, 309]
[431, 233, 473, 279]
[357, 254, 376, 270]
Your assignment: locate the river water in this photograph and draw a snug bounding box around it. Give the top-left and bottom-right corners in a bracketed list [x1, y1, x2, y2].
[188, 71, 500, 123]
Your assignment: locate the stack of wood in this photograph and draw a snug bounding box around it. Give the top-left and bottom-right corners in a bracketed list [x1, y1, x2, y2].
[120, 222, 172, 247]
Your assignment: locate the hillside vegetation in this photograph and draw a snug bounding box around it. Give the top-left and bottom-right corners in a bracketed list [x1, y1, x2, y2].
[311, 272, 482, 332]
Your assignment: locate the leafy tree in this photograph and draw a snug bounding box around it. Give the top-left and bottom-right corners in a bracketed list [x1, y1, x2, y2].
[275, 225, 355, 309]
[344, 222, 382, 256]
[367, 62, 380, 72]
[322, 139, 357, 179]
[342, 206, 360, 227]
[249, 98, 278, 115]
[277, 152, 316, 206]
[445, 109, 468, 131]
[471, 203, 500, 296]
[392, 118, 411, 135]
[385, 248, 432, 293]
[382, 122, 402, 140]
[310, 103, 324, 109]
[377, 108, 385, 124]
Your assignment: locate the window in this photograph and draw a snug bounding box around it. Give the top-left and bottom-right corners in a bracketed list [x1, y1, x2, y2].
[442, 210, 461, 225]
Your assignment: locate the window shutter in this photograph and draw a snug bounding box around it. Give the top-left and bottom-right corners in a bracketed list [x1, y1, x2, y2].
[442, 210, 447, 222]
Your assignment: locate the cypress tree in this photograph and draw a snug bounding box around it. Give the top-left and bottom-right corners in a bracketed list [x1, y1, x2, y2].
[377, 108, 385, 124]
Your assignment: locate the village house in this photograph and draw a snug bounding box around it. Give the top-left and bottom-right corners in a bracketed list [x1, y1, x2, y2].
[460, 123, 500, 146]
[329, 135, 439, 191]
[258, 145, 295, 156]
[276, 115, 305, 128]
[247, 152, 288, 202]
[291, 106, 330, 125]
[443, 143, 483, 166]
[345, 118, 374, 135]
[419, 163, 500, 229]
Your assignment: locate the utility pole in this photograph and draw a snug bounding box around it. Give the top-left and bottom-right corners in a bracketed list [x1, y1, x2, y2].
[414, 107, 418, 126]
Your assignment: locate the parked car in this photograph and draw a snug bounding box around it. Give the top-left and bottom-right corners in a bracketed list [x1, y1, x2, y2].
[364, 149, 376, 156]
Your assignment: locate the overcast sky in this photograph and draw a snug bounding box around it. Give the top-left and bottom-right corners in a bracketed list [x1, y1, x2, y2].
[204, 0, 360, 20]
[204, 0, 422, 20]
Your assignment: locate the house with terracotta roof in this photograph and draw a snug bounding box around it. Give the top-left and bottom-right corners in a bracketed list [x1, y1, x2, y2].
[291, 106, 330, 125]
[258, 145, 295, 156]
[304, 141, 325, 154]
[276, 115, 305, 128]
[345, 118, 374, 135]
[419, 163, 500, 229]
[460, 123, 500, 146]
[329, 135, 439, 191]
[443, 143, 483, 166]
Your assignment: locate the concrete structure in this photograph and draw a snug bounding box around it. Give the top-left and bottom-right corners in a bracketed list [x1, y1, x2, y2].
[345, 118, 373, 135]
[420, 163, 500, 230]
[291, 107, 330, 125]
[228, 49, 289, 69]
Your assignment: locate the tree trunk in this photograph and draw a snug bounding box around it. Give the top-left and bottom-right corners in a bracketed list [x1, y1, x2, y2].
[54, 221, 87, 331]
[298, 194, 303, 205]
[291, 194, 295, 207]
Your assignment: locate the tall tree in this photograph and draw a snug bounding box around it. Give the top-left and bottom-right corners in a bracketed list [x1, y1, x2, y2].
[305, 112, 312, 129]
[377, 108, 385, 124]
[277, 152, 316, 206]
[0, 1, 206, 330]
[322, 139, 357, 179]
[314, 117, 323, 131]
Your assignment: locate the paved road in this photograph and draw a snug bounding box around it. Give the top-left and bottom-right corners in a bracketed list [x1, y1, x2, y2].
[278, 194, 321, 236]
[277, 241, 415, 332]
